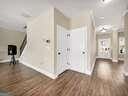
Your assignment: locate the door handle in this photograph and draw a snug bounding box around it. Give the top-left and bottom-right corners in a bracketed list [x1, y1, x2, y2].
[58, 52, 61, 55]
[82, 51, 85, 54]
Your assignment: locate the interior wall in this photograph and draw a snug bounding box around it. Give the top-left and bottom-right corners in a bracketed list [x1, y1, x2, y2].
[88, 15, 96, 72]
[20, 7, 56, 78]
[0, 27, 25, 61]
[70, 12, 91, 29]
[112, 32, 118, 62]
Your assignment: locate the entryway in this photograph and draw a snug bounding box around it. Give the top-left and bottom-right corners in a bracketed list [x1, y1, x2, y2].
[98, 38, 111, 59]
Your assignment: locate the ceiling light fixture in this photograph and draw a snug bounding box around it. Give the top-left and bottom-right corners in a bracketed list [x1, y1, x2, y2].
[101, 0, 112, 4]
[101, 27, 107, 32]
[97, 25, 112, 32]
[100, 17, 105, 19]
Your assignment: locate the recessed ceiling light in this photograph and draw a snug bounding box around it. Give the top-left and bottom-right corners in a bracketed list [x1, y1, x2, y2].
[101, 0, 112, 4]
[21, 12, 32, 18]
[100, 17, 105, 19]
[97, 25, 112, 32]
[101, 29, 106, 32]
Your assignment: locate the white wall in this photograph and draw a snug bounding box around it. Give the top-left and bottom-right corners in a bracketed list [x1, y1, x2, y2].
[0, 27, 25, 61]
[87, 15, 96, 73]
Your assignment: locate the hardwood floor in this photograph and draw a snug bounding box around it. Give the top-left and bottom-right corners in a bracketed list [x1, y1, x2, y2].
[0, 59, 128, 96]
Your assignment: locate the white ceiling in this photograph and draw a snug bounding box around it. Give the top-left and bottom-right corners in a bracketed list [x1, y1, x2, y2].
[0, 0, 128, 32]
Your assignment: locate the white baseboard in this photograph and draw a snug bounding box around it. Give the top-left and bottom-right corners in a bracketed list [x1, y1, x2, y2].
[97, 56, 124, 62]
[86, 57, 96, 75]
[90, 58, 96, 75]
[96, 56, 112, 60]
[85, 70, 92, 75]
[124, 72, 128, 77]
[112, 59, 118, 62]
[19, 60, 57, 79]
[69, 57, 96, 76]
[118, 58, 124, 61]
[0, 58, 19, 63]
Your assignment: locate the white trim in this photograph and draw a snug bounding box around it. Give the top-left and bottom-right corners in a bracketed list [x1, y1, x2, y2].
[85, 70, 92, 75]
[96, 56, 124, 62]
[86, 57, 96, 75]
[124, 72, 128, 76]
[96, 56, 112, 60]
[112, 59, 118, 62]
[0, 58, 19, 63]
[118, 58, 124, 61]
[90, 57, 96, 74]
[19, 60, 57, 79]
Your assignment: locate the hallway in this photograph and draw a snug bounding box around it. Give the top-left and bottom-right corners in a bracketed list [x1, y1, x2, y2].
[0, 59, 127, 96]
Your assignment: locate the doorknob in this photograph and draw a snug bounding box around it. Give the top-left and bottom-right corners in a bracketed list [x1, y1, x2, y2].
[82, 51, 85, 54]
[58, 52, 61, 55]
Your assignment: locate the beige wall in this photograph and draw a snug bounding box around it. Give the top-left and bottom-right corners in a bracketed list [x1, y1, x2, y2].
[20, 7, 55, 77]
[54, 8, 70, 30]
[70, 12, 91, 29]
[20, 7, 70, 78]
[112, 32, 118, 62]
[0, 27, 25, 61]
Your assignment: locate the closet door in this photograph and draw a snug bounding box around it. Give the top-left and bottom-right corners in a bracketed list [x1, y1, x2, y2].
[70, 27, 87, 73]
[57, 25, 68, 75]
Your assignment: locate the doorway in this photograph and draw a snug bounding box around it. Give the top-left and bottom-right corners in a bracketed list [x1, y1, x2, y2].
[98, 38, 111, 59]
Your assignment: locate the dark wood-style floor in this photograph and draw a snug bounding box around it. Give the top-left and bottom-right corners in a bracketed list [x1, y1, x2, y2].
[0, 59, 128, 96]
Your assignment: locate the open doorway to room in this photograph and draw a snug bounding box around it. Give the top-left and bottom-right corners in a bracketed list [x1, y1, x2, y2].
[98, 38, 111, 59]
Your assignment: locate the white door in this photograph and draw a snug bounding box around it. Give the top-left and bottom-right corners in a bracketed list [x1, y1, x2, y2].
[57, 25, 69, 75]
[70, 27, 87, 73]
[98, 38, 111, 58]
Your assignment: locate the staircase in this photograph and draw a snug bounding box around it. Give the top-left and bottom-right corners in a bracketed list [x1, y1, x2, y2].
[20, 34, 27, 56]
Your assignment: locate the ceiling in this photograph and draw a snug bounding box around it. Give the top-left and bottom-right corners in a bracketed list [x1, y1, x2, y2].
[0, 0, 128, 32]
